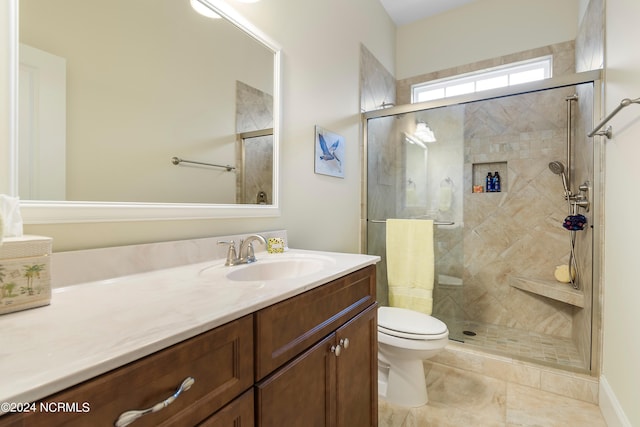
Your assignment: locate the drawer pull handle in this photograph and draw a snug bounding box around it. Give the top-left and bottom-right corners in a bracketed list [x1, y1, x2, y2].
[114, 376, 195, 427]
[340, 338, 350, 349]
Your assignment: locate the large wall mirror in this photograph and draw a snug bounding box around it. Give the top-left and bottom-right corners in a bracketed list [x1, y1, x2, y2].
[4, 0, 281, 222]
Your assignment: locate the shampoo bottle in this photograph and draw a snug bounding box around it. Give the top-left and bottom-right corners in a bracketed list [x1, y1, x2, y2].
[493, 171, 501, 192]
[485, 172, 493, 192]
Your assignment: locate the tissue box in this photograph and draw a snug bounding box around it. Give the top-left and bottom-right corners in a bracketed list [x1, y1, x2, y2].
[0, 235, 53, 315]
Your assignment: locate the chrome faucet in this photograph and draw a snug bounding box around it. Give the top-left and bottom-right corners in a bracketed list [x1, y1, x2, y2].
[239, 234, 267, 264]
[217, 234, 266, 266]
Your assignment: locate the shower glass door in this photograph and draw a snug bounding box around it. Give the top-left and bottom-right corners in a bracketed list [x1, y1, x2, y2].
[366, 106, 466, 343]
[365, 78, 597, 372]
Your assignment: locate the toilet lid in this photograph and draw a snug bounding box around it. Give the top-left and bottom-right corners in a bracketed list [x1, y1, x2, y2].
[378, 306, 448, 338]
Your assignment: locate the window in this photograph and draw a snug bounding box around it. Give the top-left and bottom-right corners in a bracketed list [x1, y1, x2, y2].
[411, 56, 552, 103]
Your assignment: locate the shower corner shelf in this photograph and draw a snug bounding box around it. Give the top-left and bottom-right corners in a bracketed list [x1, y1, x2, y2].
[510, 276, 584, 308]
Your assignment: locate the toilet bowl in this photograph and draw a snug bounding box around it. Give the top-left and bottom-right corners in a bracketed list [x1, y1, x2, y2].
[377, 306, 448, 407]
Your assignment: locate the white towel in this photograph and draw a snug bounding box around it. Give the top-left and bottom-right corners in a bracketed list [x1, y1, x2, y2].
[386, 219, 434, 314]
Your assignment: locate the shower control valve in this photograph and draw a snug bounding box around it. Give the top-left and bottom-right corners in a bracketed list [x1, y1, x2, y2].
[570, 181, 591, 212]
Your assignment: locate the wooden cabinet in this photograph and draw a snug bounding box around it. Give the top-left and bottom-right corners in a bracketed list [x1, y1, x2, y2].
[198, 389, 254, 427]
[255, 265, 376, 381]
[0, 264, 377, 427]
[336, 304, 378, 427]
[0, 315, 254, 427]
[256, 333, 336, 426]
[255, 266, 378, 427]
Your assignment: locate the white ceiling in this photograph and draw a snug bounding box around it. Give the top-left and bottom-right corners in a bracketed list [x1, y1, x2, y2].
[379, 0, 479, 26]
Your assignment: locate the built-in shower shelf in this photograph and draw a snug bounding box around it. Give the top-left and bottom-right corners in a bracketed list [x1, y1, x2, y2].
[510, 276, 584, 308]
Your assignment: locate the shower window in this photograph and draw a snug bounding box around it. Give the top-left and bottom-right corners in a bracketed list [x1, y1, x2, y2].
[411, 56, 552, 102]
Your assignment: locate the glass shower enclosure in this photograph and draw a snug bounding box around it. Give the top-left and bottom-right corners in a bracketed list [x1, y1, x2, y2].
[363, 71, 602, 373]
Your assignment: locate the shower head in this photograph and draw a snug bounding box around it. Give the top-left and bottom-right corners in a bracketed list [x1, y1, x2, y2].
[548, 161, 570, 197]
[548, 161, 565, 175]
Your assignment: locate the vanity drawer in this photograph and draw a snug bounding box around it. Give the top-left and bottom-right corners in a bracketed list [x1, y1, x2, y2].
[255, 265, 376, 380]
[0, 314, 253, 427]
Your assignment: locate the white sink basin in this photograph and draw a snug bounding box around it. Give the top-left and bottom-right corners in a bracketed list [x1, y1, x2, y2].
[226, 257, 328, 282]
[199, 254, 337, 282]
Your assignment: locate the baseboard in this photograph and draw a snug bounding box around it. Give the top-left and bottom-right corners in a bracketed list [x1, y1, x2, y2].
[599, 375, 633, 427]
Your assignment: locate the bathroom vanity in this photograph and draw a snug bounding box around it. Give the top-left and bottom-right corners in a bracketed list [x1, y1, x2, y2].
[0, 247, 378, 427]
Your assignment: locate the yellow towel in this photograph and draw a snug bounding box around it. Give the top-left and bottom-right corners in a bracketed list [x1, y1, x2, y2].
[386, 219, 434, 315]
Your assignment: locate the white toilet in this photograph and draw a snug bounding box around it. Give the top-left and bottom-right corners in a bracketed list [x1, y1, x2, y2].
[377, 306, 449, 407]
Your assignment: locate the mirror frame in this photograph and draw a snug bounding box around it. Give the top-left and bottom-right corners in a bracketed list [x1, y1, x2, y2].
[0, 0, 281, 223]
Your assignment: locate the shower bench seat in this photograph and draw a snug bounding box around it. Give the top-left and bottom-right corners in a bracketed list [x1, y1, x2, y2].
[510, 276, 584, 308]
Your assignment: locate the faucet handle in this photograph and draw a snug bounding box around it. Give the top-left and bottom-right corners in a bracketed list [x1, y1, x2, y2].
[217, 240, 238, 266]
[245, 242, 256, 263]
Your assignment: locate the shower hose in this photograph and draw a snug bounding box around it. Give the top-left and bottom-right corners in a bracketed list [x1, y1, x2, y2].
[566, 200, 580, 290]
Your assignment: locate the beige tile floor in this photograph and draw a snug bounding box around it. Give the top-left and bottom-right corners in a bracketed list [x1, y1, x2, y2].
[446, 319, 587, 371]
[378, 361, 608, 427]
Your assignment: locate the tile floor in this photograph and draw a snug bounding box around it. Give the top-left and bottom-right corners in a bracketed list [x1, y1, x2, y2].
[446, 319, 587, 371]
[378, 359, 607, 427]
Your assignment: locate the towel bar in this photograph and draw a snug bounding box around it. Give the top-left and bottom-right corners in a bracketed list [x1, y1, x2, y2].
[369, 219, 454, 226]
[171, 156, 235, 172]
[588, 96, 640, 139]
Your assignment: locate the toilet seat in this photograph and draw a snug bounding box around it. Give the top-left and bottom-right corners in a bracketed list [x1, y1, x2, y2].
[378, 306, 448, 339]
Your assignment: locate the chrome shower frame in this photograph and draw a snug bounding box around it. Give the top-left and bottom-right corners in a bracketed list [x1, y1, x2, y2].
[361, 70, 605, 375]
[566, 94, 578, 194]
[361, 70, 602, 252]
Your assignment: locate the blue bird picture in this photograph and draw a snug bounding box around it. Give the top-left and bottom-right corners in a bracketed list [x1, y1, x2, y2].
[319, 134, 341, 164]
[315, 126, 345, 178]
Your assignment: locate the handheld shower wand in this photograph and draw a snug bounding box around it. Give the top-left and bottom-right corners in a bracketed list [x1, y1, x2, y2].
[548, 160, 581, 290]
[548, 161, 571, 199]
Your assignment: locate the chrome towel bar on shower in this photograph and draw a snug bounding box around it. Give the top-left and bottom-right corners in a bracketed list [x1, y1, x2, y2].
[171, 156, 236, 172]
[588, 96, 640, 139]
[369, 219, 455, 226]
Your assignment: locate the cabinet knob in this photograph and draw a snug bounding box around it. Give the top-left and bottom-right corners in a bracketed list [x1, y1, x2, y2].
[339, 338, 349, 349]
[331, 344, 342, 357]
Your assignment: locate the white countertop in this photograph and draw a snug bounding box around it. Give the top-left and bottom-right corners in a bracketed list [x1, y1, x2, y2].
[0, 249, 379, 408]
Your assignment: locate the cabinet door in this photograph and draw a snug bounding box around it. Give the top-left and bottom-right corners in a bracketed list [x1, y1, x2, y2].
[256, 334, 337, 427]
[255, 265, 376, 381]
[198, 389, 254, 427]
[336, 303, 378, 427]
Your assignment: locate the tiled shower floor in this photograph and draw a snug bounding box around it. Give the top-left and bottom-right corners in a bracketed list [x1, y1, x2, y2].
[445, 319, 587, 371]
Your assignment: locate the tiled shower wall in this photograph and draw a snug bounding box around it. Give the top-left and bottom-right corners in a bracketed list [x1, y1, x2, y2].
[235, 81, 274, 204]
[459, 86, 579, 338]
[360, 44, 396, 113]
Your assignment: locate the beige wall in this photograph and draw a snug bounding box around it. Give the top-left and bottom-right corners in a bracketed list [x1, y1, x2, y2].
[602, 0, 640, 424]
[395, 0, 579, 80]
[1, 0, 395, 252]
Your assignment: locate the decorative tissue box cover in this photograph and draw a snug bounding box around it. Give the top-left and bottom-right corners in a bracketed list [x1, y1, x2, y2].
[0, 235, 53, 315]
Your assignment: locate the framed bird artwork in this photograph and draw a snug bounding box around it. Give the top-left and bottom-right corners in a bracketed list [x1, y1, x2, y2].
[314, 125, 345, 178]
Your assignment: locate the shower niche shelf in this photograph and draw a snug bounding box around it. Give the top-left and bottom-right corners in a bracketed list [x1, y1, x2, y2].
[472, 161, 507, 193]
[510, 276, 584, 308]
